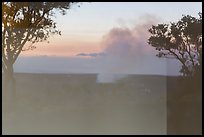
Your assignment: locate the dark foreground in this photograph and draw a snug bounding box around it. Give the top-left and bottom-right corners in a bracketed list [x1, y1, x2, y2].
[2, 73, 202, 135]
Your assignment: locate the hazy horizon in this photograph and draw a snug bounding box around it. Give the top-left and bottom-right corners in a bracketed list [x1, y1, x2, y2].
[14, 55, 181, 76]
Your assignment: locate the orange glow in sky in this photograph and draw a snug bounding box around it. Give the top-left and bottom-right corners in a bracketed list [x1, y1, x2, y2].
[21, 35, 102, 57]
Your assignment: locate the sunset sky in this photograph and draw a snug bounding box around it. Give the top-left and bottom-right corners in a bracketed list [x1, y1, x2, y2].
[15, 2, 202, 75]
[20, 2, 202, 57]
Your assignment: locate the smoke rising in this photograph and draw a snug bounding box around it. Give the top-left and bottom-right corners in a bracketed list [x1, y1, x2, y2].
[96, 16, 165, 83]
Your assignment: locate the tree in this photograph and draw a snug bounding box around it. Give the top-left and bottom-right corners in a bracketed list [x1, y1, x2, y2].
[2, 2, 77, 91]
[148, 13, 202, 76]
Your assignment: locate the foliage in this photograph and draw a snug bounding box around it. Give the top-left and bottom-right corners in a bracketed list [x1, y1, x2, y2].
[2, 2, 77, 91]
[148, 13, 202, 76]
[2, 2, 76, 74]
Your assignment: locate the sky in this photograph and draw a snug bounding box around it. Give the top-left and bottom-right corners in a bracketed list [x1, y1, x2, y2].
[15, 2, 202, 76]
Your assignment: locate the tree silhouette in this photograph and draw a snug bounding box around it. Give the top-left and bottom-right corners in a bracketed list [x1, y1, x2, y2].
[148, 13, 202, 76]
[2, 2, 77, 91]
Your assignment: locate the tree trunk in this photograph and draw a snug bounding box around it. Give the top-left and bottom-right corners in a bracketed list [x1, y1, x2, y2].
[3, 63, 16, 91]
[2, 63, 16, 113]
